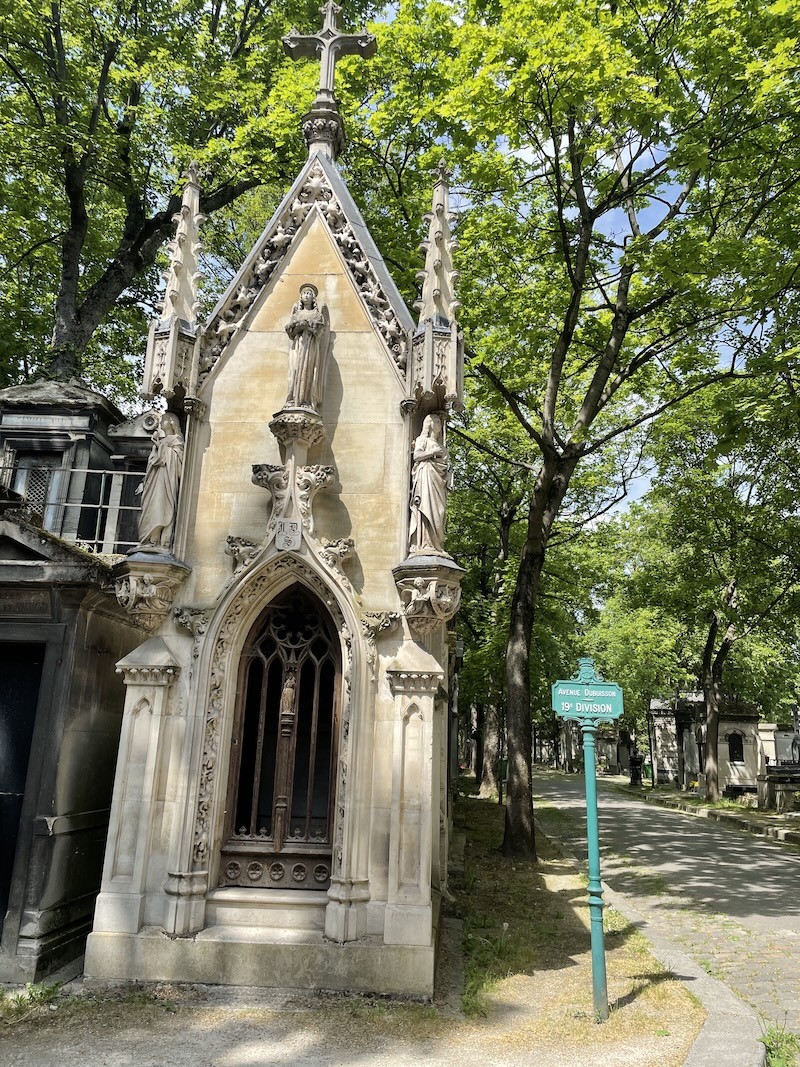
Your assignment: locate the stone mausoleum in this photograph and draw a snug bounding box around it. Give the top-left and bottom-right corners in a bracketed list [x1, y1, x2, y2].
[82, 4, 464, 996]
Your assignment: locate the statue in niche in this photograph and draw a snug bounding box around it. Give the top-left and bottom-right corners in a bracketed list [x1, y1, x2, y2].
[284, 283, 331, 411]
[134, 412, 184, 551]
[409, 412, 448, 554]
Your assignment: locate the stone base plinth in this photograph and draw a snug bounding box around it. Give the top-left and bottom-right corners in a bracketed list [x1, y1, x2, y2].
[84, 926, 435, 997]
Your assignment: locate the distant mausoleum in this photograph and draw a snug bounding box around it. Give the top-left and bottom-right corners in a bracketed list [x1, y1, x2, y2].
[649, 692, 772, 800]
[0, 382, 150, 981]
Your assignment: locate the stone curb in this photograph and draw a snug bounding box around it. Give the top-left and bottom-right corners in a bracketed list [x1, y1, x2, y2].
[641, 792, 800, 845]
[535, 821, 766, 1067]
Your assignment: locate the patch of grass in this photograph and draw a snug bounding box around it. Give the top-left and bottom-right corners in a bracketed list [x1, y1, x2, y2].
[761, 1022, 800, 1067]
[456, 787, 705, 1063]
[0, 981, 63, 1023]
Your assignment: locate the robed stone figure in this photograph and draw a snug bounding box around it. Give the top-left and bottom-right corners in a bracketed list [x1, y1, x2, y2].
[135, 412, 184, 551]
[409, 413, 448, 554]
[285, 283, 331, 411]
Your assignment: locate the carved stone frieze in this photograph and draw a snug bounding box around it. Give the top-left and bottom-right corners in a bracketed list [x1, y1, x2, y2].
[112, 553, 191, 632]
[224, 535, 261, 574]
[117, 662, 179, 687]
[191, 556, 354, 874]
[199, 160, 408, 384]
[387, 670, 443, 696]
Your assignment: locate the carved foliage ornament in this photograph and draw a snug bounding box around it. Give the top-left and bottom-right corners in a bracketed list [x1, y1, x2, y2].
[191, 556, 354, 878]
[199, 161, 407, 382]
[224, 535, 260, 574]
[253, 461, 334, 543]
[174, 606, 212, 658]
[361, 611, 400, 677]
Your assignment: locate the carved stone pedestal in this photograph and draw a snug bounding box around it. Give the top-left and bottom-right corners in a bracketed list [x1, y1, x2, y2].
[112, 551, 191, 632]
[393, 554, 464, 637]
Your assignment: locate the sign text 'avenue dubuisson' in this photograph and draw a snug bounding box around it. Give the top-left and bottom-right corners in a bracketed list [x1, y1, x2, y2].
[552, 657, 623, 722]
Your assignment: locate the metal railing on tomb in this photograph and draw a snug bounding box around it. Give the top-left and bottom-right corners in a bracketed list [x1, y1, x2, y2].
[0, 463, 144, 554]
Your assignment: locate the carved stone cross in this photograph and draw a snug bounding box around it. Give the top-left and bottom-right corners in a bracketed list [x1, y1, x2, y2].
[283, 0, 377, 97]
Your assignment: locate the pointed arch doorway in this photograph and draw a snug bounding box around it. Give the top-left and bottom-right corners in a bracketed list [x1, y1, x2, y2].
[220, 585, 341, 892]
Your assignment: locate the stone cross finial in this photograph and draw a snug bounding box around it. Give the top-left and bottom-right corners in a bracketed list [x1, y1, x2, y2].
[283, 1, 377, 99]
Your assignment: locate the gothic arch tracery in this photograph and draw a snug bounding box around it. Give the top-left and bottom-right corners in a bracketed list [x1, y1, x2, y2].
[189, 553, 356, 884]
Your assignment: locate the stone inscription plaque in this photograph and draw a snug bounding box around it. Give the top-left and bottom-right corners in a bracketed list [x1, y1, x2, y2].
[0, 588, 51, 616]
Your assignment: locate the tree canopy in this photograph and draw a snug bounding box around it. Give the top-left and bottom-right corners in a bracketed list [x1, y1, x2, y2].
[4, 0, 800, 834]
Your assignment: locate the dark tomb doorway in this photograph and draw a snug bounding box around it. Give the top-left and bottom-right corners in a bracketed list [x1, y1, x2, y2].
[0, 642, 44, 934]
[221, 586, 341, 892]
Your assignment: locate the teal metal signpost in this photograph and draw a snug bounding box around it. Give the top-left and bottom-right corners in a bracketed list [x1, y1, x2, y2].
[552, 657, 623, 1022]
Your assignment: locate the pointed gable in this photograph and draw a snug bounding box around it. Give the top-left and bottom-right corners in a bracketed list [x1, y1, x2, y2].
[198, 153, 414, 389]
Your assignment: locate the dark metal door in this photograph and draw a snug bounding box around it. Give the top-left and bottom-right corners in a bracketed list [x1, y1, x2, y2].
[0, 642, 44, 932]
[220, 588, 340, 891]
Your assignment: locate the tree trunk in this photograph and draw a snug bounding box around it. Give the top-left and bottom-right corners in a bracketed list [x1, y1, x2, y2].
[479, 702, 501, 798]
[503, 452, 578, 857]
[702, 674, 722, 802]
[701, 604, 736, 803]
[472, 702, 483, 777]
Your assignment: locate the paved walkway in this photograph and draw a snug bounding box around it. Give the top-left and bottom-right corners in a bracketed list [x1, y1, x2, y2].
[533, 771, 800, 1034]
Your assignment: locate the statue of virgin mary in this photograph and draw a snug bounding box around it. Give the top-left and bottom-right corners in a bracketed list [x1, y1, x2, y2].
[284, 283, 331, 412]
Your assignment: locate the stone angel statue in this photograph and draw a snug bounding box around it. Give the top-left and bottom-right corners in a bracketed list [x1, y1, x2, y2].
[284, 283, 331, 412]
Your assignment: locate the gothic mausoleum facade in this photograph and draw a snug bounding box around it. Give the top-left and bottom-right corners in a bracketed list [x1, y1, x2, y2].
[81, 5, 465, 996]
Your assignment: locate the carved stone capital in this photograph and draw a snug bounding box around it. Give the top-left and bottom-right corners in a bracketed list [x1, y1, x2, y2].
[112, 552, 191, 632]
[393, 555, 465, 636]
[164, 869, 208, 899]
[183, 395, 206, 421]
[301, 97, 345, 159]
[268, 409, 326, 449]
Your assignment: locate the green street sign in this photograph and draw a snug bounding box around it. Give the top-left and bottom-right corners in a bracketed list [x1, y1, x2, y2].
[550, 656, 624, 1022]
[552, 657, 623, 722]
